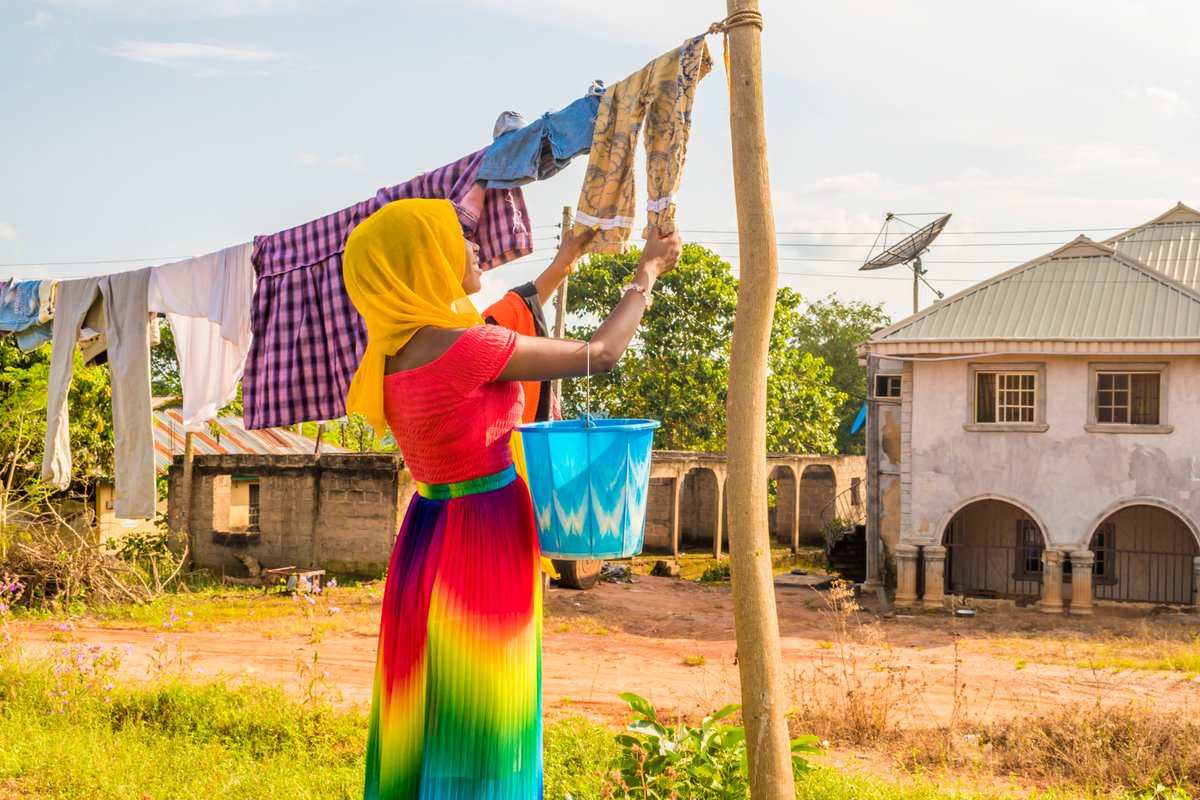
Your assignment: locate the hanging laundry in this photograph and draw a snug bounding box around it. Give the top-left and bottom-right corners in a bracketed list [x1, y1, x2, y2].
[573, 36, 712, 254]
[42, 270, 156, 519]
[476, 81, 606, 189]
[492, 111, 527, 140]
[483, 282, 556, 424]
[0, 278, 59, 352]
[148, 243, 255, 430]
[243, 147, 532, 430]
[75, 302, 162, 367]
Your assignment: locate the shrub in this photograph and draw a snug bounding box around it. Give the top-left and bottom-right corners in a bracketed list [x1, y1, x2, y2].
[602, 692, 820, 799]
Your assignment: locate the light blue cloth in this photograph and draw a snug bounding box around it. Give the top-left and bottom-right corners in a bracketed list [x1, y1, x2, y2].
[0, 280, 52, 352]
[850, 402, 868, 434]
[477, 84, 604, 189]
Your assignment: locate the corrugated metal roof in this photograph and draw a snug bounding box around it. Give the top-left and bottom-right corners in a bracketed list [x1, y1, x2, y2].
[152, 409, 352, 474]
[871, 236, 1200, 343]
[1106, 202, 1200, 291]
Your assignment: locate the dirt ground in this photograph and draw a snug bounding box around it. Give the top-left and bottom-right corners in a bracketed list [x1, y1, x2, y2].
[15, 574, 1200, 729]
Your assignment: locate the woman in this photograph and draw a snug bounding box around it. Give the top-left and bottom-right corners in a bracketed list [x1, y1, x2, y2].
[343, 198, 680, 799]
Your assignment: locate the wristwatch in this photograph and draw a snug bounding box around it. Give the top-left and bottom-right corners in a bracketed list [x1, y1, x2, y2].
[621, 281, 652, 308]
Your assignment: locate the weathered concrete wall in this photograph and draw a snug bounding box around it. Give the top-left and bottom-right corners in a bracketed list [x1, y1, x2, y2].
[94, 482, 162, 544]
[169, 453, 409, 578]
[644, 478, 676, 551]
[906, 355, 1200, 553]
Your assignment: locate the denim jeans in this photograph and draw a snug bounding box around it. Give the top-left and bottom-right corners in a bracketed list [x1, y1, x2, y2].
[477, 85, 604, 189]
[0, 280, 53, 352]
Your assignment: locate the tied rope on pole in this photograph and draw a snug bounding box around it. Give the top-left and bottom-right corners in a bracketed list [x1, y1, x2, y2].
[707, 9, 764, 90]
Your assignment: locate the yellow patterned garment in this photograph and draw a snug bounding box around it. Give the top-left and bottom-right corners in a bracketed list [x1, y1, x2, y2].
[573, 35, 712, 254]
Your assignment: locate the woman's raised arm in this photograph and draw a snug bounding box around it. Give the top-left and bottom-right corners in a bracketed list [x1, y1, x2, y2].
[497, 229, 682, 383]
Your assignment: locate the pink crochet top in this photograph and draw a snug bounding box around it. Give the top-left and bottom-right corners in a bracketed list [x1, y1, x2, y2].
[383, 325, 523, 485]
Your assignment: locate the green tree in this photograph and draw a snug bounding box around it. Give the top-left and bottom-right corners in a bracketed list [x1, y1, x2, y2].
[560, 245, 845, 453]
[0, 341, 114, 523]
[789, 295, 891, 453]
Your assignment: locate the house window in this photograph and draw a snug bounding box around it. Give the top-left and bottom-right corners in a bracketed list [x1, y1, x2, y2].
[874, 374, 901, 398]
[248, 483, 261, 530]
[976, 372, 1037, 423]
[1090, 522, 1115, 580]
[1096, 372, 1160, 425]
[1017, 519, 1044, 578]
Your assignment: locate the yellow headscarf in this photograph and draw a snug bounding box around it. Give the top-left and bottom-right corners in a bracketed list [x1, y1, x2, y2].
[343, 198, 484, 436]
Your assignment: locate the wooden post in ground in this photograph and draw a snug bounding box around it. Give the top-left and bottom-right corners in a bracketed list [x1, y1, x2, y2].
[181, 431, 195, 568]
[552, 205, 572, 400]
[722, 1, 794, 796]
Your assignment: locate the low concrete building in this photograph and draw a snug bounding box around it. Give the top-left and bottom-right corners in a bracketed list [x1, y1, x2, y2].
[95, 408, 347, 544]
[168, 452, 412, 578]
[174, 449, 866, 579]
[859, 204, 1200, 611]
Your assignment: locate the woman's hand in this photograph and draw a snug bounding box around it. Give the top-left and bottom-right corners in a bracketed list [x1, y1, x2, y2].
[557, 225, 597, 266]
[639, 228, 683, 279]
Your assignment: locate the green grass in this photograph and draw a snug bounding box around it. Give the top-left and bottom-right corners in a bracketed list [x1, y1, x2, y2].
[0, 657, 365, 799]
[13, 581, 384, 636]
[1076, 650, 1200, 674]
[0, 655, 1182, 800]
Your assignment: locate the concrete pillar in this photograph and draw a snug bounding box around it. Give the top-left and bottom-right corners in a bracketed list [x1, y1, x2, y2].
[1069, 549, 1094, 615]
[895, 543, 919, 606]
[1193, 557, 1200, 607]
[670, 476, 683, 558]
[712, 476, 725, 560]
[922, 545, 947, 609]
[788, 471, 801, 554]
[1038, 550, 1065, 614]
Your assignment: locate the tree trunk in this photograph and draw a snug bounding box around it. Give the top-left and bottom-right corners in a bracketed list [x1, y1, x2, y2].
[723, 1, 794, 796]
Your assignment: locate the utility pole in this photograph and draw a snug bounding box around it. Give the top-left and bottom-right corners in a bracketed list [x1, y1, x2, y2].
[722, 1, 795, 796]
[552, 205, 572, 398]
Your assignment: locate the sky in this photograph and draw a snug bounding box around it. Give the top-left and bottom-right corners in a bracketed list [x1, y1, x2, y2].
[3, 0, 1200, 323]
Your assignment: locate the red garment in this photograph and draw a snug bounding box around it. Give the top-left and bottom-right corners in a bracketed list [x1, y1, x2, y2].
[483, 291, 543, 425]
[382, 325, 522, 483]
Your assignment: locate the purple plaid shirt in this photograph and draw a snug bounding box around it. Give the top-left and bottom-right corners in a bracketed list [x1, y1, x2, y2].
[243, 147, 532, 429]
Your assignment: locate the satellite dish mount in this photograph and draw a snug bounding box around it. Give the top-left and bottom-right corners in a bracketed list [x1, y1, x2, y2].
[860, 212, 952, 313]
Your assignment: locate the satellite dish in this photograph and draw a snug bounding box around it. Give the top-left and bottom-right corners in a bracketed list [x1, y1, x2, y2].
[860, 212, 951, 313]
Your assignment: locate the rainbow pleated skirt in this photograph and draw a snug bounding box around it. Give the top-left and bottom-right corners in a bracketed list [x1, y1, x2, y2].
[364, 465, 543, 799]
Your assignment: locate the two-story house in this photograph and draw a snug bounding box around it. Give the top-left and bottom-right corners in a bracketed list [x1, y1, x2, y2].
[858, 203, 1200, 613]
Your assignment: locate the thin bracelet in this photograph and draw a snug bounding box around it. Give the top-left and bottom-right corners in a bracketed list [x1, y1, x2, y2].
[621, 281, 652, 308]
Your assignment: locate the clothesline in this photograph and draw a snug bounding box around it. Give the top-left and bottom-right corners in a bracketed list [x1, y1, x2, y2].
[1, 32, 717, 522]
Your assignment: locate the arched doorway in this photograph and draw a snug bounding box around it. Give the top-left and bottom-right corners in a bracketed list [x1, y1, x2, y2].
[1088, 504, 1198, 605]
[767, 465, 797, 546]
[679, 468, 722, 549]
[798, 464, 836, 544]
[943, 499, 1045, 601]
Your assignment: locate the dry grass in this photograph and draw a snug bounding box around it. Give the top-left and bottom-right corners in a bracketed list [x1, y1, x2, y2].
[902, 701, 1200, 796]
[787, 581, 928, 744]
[788, 583, 1200, 796]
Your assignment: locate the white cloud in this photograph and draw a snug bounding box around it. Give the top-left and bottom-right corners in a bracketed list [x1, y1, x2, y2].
[292, 151, 365, 171]
[0, 223, 21, 243]
[22, 10, 52, 27]
[1121, 85, 1194, 122]
[106, 40, 292, 76]
[1039, 142, 1159, 176]
[803, 171, 881, 196]
[43, 0, 304, 17]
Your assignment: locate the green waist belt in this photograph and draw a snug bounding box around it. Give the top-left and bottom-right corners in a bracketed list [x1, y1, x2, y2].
[415, 464, 517, 500]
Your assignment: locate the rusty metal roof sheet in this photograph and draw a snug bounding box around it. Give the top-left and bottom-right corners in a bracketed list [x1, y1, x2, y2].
[152, 409, 352, 474]
[869, 236, 1200, 343]
[1105, 202, 1200, 291]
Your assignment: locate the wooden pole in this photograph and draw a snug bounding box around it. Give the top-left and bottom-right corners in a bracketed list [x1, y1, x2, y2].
[181, 430, 195, 568]
[551, 205, 573, 399]
[722, 2, 795, 796]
